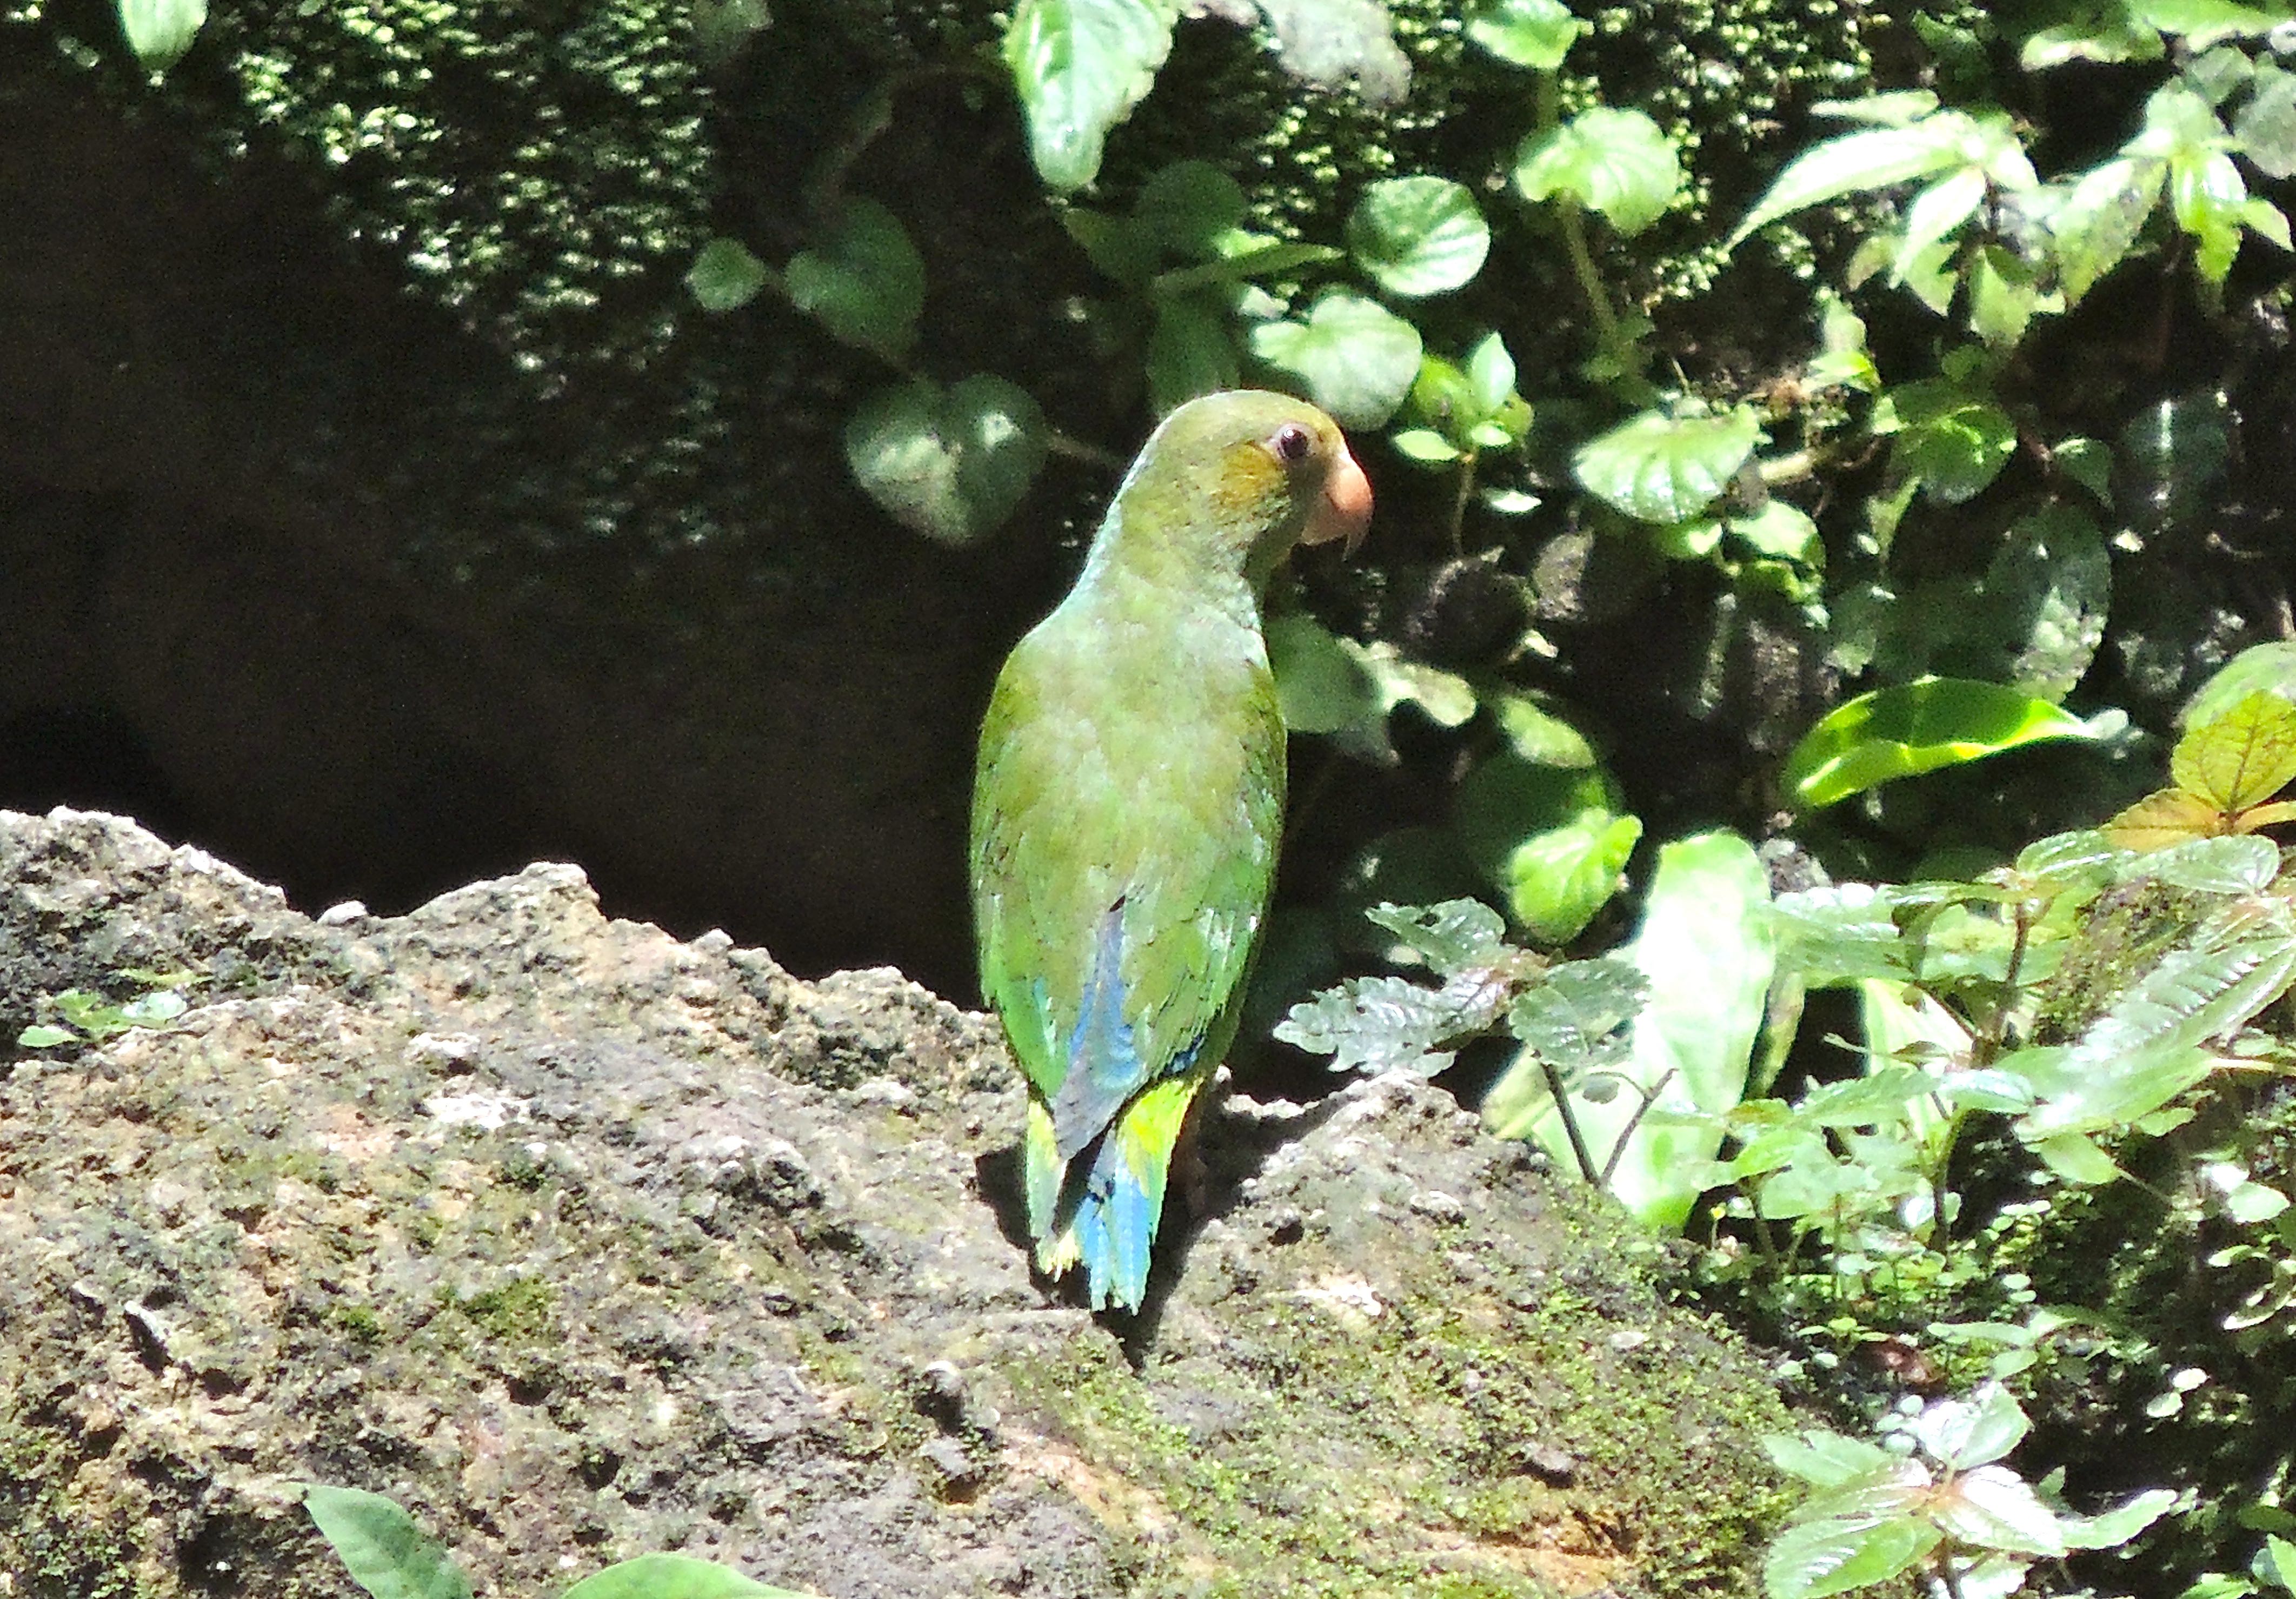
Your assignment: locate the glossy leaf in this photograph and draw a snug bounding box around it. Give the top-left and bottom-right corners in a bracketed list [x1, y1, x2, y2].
[1248, 290, 1423, 428]
[786, 200, 926, 360]
[1911, 1383, 2028, 1470]
[1463, 0, 1587, 68]
[1573, 406, 1761, 523]
[563, 1554, 817, 1599]
[2104, 786, 2234, 850]
[1498, 808, 1645, 945]
[2129, 834, 2282, 893]
[299, 1485, 474, 1599]
[1003, 0, 1179, 191]
[1347, 177, 1490, 297]
[1763, 1500, 1940, 1599]
[1929, 1465, 2066, 1557]
[1784, 679, 2107, 809]
[1730, 114, 1976, 246]
[118, 0, 205, 72]
[1514, 107, 1683, 236]
[1762, 1429, 1899, 1489]
[843, 377, 1048, 546]
[686, 237, 770, 312]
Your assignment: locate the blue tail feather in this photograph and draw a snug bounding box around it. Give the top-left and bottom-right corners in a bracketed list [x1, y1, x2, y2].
[1067, 1130, 1157, 1311]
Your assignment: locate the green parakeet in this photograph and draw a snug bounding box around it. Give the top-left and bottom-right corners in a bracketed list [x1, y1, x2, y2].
[970, 390, 1372, 1312]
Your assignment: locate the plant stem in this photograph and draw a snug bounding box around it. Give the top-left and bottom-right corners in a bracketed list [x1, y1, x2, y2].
[1543, 1057, 1603, 1185]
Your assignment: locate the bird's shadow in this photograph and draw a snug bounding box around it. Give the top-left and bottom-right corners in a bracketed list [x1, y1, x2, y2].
[972, 1080, 1354, 1365]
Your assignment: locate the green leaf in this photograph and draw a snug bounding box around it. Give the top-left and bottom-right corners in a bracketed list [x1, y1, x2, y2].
[785, 199, 925, 360]
[1390, 428, 1461, 463]
[1763, 1508, 1941, 1599]
[1268, 613, 1382, 736]
[1248, 290, 1424, 428]
[1783, 679, 2108, 809]
[2032, 1127, 2123, 1184]
[2052, 435, 2115, 503]
[1896, 165, 1988, 280]
[2184, 641, 2296, 728]
[117, 0, 206, 72]
[1465, 331, 1518, 416]
[1967, 244, 2052, 350]
[1986, 504, 2111, 700]
[2236, 65, 2296, 178]
[1503, 957, 1648, 1079]
[2140, 0, 2289, 47]
[1729, 115, 1977, 246]
[1134, 158, 1247, 257]
[1761, 1428, 1898, 1489]
[2135, 834, 2282, 894]
[2066, 912, 2296, 1081]
[1573, 406, 1761, 523]
[2060, 1488, 2176, 1551]
[1492, 832, 1774, 1230]
[1873, 378, 2017, 504]
[1274, 973, 1493, 1075]
[298, 1484, 475, 1599]
[843, 376, 1048, 546]
[1362, 898, 1514, 975]
[1727, 501, 1822, 565]
[1464, 0, 1588, 68]
[1931, 1465, 2066, 1557]
[16, 1024, 78, 1049]
[1771, 885, 1916, 986]
[1347, 177, 1490, 297]
[1146, 294, 1241, 413]
[1912, 1383, 2029, 1469]
[686, 237, 771, 313]
[1515, 107, 1682, 236]
[562, 1554, 817, 1599]
[1501, 811, 1645, 946]
[2173, 692, 2296, 811]
[1003, 0, 1179, 191]
[2047, 155, 2168, 305]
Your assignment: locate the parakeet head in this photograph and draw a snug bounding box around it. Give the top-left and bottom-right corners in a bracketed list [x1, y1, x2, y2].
[1102, 390, 1372, 591]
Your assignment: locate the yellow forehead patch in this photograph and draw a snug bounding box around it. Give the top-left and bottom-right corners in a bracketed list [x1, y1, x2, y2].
[1210, 438, 1288, 515]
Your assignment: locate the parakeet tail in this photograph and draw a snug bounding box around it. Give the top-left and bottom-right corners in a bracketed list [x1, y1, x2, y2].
[1036, 1068, 1204, 1312]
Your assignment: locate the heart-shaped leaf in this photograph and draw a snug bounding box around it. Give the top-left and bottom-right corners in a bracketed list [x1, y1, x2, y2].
[844, 377, 1048, 546]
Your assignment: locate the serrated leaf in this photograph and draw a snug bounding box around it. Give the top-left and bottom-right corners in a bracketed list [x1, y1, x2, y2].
[686, 237, 770, 312]
[2237, 66, 2296, 178]
[1986, 503, 2110, 701]
[118, 0, 205, 72]
[843, 376, 1047, 546]
[1004, 0, 1179, 191]
[786, 199, 925, 360]
[1347, 176, 1490, 297]
[1503, 957, 1647, 1076]
[2104, 785, 2232, 850]
[1794, 1065, 1936, 1127]
[1463, 0, 1588, 68]
[2067, 924, 2296, 1084]
[1274, 973, 1488, 1074]
[1248, 290, 1423, 429]
[562, 1553, 818, 1599]
[2128, 833, 2282, 893]
[2173, 692, 2296, 811]
[1514, 107, 1682, 236]
[1783, 679, 2107, 810]
[1931, 1465, 2066, 1557]
[1363, 898, 1513, 976]
[298, 1485, 475, 1599]
[1573, 406, 1762, 523]
[1730, 115, 1976, 246]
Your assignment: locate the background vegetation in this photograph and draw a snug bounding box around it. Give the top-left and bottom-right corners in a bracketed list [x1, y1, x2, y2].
[12, 0, 2296, 1592]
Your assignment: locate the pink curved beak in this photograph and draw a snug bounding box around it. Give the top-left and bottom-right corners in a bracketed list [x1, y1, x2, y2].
[1302, 447, 1372, 555]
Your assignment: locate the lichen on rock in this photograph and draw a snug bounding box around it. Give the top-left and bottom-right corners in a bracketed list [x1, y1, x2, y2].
[2, 808, 1795, 1596]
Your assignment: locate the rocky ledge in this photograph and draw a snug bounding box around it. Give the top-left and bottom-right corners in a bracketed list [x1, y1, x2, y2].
[0, 808, 1793, 1597]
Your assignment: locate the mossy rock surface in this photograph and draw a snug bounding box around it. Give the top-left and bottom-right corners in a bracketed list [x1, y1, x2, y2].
[0, 807, 1797, 1597]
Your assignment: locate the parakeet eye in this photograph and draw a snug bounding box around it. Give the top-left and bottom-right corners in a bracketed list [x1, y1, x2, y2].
[1269, 422, 1314, 465]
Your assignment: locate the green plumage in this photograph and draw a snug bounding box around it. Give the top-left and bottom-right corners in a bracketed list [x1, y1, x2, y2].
[970, 390, 1369, 1311]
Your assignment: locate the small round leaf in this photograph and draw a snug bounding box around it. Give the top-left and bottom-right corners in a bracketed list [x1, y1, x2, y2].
[1346, 176, 1491, 297]
[686, 237, 770, 313]
[1464, 0, 1588, 69]
[1247, 290, 1423, 429]
[844, 377, 1048, 547]
[1514, 107, 1682, 237]
[1573, 406, 1762, 523]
